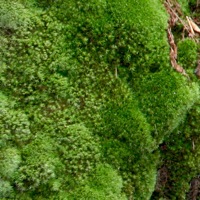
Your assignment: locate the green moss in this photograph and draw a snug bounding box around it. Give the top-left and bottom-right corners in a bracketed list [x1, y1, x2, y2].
[156, 100, 200, 199]
[177, 0, 191, 14]
[1, 0, 200, 199]
[0, 1, 34, 31]
[135, 70, 199, 144]
[178, 38, 198, 69]
[66, 164, 126, 200]
[0, 148, 21, 179]
[0, 94, 31, 148]
[0, 180, 13, 199]
[97, 83, 158, 199]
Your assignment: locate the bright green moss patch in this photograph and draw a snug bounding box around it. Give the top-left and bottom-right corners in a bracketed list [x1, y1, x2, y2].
[135, 70, 199, 144]
[1, 0, 200, 199]
[66, 164, 126, 200]
[178, 38, 198, 69]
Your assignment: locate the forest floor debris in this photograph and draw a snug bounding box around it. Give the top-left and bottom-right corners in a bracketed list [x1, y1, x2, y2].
[164, 0, 200, 78]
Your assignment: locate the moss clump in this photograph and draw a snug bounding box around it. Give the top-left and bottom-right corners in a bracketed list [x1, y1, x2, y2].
[135, 70, 199, 144]
[154, 100, 200, 199]
[66, 164, 126, 200]
[0, 0, 200, 199]
[178, 38, 198, 69]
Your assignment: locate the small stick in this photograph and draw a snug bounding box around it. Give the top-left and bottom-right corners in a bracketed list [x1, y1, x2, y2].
[192, 140, 195, 151]
[186, 16, 195, 36]
[188, 16, 200, 33]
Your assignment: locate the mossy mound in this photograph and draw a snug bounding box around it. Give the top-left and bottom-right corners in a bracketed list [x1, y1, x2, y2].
[1, 0, 200, 199]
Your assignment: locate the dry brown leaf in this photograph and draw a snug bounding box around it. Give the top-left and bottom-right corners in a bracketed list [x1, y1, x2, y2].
[175, 64, 185, 73]
[186, 16, 195, 35]
[188, 17, 200, 33]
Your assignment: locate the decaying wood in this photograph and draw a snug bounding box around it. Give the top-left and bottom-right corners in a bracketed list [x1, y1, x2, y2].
[195, 60, 200, 79]
[188, 177, 200, 200]
[155, 165, 169, 192]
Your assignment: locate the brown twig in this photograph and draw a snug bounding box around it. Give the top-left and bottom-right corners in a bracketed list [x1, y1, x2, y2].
[187, 16, 200, 34]
[164, 0, 189, 77]
[165, 0, 189, 31]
